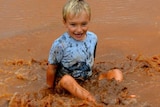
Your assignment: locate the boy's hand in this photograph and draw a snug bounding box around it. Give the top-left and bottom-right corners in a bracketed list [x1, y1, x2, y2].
[43, 83, 53, 90]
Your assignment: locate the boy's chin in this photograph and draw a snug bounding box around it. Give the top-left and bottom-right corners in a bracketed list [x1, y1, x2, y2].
[74, 37, 85, 41]
[72, 35, 86, 41]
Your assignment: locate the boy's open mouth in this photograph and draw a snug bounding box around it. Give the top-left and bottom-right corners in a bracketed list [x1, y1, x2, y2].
[74, 33, 83, 38]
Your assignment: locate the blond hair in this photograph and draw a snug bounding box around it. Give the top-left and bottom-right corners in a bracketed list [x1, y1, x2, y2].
[62, 0, 91, 22]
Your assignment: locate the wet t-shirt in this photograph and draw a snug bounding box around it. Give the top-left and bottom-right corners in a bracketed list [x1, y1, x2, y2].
[48, 31, 97, 80]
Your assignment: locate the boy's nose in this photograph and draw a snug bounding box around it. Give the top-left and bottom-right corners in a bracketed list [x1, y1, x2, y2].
[76, 26, 83, 32]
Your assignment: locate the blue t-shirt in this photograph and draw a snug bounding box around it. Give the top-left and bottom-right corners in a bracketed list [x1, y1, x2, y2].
[48, 31, 98, 80]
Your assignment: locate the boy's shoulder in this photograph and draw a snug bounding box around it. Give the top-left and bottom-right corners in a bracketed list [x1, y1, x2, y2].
[54, 32, 69, 43]
[52, 32, 71, 49]
[87, 31, 97, 36]
[86, 31, 98, 41]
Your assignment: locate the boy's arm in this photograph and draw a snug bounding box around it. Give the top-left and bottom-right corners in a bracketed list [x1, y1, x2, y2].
[46, 64, 58, 88]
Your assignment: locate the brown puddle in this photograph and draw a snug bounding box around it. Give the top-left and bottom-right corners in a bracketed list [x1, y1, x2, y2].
[0, 0, 160, 107]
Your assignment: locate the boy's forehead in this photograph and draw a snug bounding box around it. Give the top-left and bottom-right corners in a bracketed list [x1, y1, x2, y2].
[67, 10, 89, 19]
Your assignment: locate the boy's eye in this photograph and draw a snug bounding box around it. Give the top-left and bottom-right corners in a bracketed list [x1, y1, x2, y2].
[70, 23, 76, 26]
[69, 22, 88, 27]
[82, 22, 87, 26]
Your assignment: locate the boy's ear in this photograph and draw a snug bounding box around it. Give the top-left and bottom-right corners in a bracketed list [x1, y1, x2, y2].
[63, 19, 66, 25]
[63, 19, 67, 27]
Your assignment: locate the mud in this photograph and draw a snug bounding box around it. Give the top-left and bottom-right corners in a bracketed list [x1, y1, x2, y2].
[0, 0, 160, 107]
[0, 54, 160, 107]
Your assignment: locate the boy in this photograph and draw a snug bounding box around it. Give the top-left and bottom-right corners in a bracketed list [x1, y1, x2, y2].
[46, 0, 123, 103]
[47, 0, 97, 102]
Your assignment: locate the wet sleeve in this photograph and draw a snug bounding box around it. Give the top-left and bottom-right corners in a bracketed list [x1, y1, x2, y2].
[94, 42, 97, 58]
[48, 41, 64, 64]
[93, 33, 98, 58]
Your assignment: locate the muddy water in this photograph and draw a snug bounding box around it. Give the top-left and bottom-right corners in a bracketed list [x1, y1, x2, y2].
[89, 0, 160, 60]
[0, 0, 160, 57]
[0, 0, 160, 107]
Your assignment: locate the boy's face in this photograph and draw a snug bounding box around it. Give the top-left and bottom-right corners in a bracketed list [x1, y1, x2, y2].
[63, 11, 90, 41]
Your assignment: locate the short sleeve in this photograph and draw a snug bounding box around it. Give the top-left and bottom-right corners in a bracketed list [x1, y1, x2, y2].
[48, 41, 64, 65]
